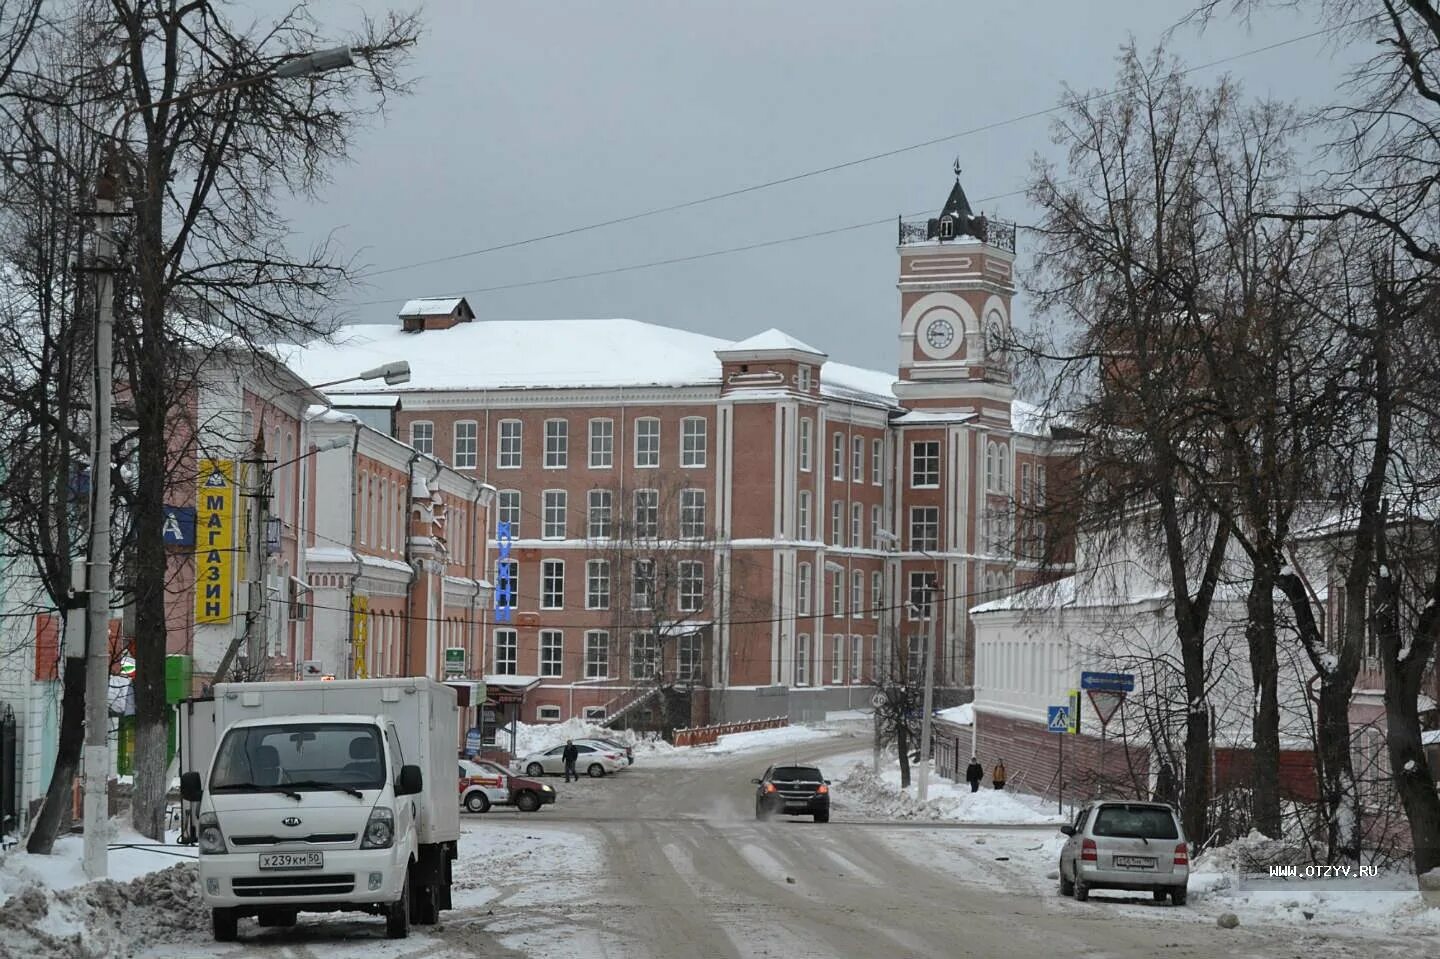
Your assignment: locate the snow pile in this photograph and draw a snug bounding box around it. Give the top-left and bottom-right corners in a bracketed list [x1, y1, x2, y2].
[0, 862, 202, 959]
[707, 724, 831, 755]
[835, 761, 1063, 824]
[936, 703, 973, 725]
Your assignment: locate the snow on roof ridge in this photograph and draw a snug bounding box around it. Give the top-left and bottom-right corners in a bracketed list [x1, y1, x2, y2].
[398, 296, 466, 317]
[724, 327, 827, 356]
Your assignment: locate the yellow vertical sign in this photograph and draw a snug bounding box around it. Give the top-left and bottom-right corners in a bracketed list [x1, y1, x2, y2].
[194, 459, 236, 623]
[352, 595, 369, 678]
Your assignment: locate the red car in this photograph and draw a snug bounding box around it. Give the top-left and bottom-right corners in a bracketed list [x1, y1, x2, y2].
[458, 759, 556, 813]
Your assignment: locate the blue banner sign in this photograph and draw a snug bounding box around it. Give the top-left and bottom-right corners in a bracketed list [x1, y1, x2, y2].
[1080, 671, 1135, 692]
[494, 521, 513, 623]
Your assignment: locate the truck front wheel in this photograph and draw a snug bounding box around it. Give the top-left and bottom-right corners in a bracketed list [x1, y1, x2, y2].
[386, 874, 411, 939]
[212, 907, 238, 942]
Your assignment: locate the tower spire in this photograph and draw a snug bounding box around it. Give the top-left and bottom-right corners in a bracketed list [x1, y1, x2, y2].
[953, 157, 962, 181]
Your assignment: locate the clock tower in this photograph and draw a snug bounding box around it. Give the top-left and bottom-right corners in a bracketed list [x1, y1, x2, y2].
[894, 164, 1016, 413]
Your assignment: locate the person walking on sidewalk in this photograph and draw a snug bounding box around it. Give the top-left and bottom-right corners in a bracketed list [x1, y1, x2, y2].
[562, 739, 579, 783]
[992, 759, 1007, 791]
[965, 756, 984, 793]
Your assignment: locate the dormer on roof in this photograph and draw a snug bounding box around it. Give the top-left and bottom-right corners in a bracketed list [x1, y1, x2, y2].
[399, 296, 475, 333]
[715, 328, 827, 396]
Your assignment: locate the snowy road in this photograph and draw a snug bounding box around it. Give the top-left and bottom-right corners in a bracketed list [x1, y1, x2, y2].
[117, 726, 1440, 958]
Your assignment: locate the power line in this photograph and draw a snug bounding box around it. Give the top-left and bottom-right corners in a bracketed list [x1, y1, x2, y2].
[347, 17, 1365, 298]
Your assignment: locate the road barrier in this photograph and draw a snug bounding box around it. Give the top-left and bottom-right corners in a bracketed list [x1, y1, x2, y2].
[673, 716, 788, 747]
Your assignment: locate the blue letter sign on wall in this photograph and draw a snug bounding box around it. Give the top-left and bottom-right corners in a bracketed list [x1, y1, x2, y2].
[494, 521, 513, 622]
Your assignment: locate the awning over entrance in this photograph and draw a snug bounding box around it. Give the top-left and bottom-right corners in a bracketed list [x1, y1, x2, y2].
[482, 674, 541, 705]
[443, 679, 488, 709]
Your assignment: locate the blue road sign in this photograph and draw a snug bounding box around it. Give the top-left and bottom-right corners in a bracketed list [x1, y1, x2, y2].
[1047, 706, 1071, 733]
[161, 506, 196, 546]
[1080, 671, 1135, 692]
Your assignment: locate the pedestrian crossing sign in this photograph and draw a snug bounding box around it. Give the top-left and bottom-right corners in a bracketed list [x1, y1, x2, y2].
[1046, 705, 1070, 733]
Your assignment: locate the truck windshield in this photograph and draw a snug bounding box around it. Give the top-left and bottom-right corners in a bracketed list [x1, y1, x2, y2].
[210, 722, 386, 793]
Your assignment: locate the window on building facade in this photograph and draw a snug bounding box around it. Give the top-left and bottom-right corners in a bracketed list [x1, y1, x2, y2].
[1037, 465, 1047, 505]
[494, 629, 517, 675]
[909, 506, 940, 552]
[586, 559, 610, 610]
[541, 560, 565, 609]
[585, 630, 609, 679]
[544, 418, 568, 468]
[872, 571, 882, 619]
[680, 489, 707, 540]
[681, 417, 707, 467]
[986, 441, 1010, 492]
[497, 419, 522, 469]
[498, 490, 520, 538]
[1021, 462, 1033, 505]
[634, 489, 659, 539]
[911, 441, 940, 488]
[871, 504, 882, 547]
[635, 417, 660, 468]
[588, 489, 612, 539]
[851, 635, 863, 682]
[833, 635, 844, 684]
[852, 570, 864, 616]
[632, 559, 655, 610]
[799, 418, 812, 472]
[795, 634, 810, 687]
[496, 559, 518, 609]
[677, 633, 701, 683]
[831, 500, 842, 546]
[410, 421, 433, 455]
[798, 490, 812, 540]
[679, 561, 704, 613]
[908, 571, 933, 621]
[454, 421, 478, 469]
[798, 365, 812, 391]
[851, 503, 863, 548]
[537, 705, 561, 722]
[797, 562, 811, 617]
[543, 490, 567, 539]
[872, 438, 883, 485]
[540, 630, 563, 678]
[852, 436, 864, 482]
[589, 418, 613, 468]
[831, 570, 843, 617]
[832, 432, 844, 480]
[630, 631, 657, 681]
[907, 635, 924, 682]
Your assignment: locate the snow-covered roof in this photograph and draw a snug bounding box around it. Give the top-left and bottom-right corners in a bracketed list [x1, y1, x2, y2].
[936, 703, 974, 726]
[1011, 400, 1048, 438]
[721, 327, 826, 356]
[330, 393, 399, 409]
[891, 409, 978, 426]
[398, 297, 466, 317]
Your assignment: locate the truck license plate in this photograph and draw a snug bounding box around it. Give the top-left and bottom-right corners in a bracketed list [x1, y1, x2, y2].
[1113, 856, 1155, 869]
[259, 852, 324, 870]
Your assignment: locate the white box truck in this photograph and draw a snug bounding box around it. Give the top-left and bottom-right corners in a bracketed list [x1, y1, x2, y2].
[178, 678, 460, 941]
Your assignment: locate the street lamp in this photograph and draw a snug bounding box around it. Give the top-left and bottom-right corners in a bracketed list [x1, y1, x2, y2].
[309, 360, 412, 391]
[82, 44, 357, 881]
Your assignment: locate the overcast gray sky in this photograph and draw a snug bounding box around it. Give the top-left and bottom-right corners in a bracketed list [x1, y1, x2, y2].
[280, 0, 1353, 374]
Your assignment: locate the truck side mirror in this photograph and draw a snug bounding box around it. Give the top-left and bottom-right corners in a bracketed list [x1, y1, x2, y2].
[397, 764, 423, 796]
[180, 771, 202, 803]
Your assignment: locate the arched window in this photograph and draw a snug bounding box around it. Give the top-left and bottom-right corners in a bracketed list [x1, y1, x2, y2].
[998, 443, 1010, 492]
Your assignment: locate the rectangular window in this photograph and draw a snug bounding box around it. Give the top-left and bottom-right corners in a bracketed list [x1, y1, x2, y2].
[497, 419, 522, 469]
[852, 570, 864, 616]
[410, 421, 433, 455]
[677, 633, 701, 683]
[541, 559, 565, 609]
[634, 489, 659, 539]
[585, 630, 609, 679]
[872, 438, 883, 485]
[589, 418, 613, 468]
[543, 490, 567, 539]
[799, 418, 812, 472]
[1021, 463, 1033, 505]
[635, 417, 660, 468]
[680, 489, 707, 540]
[831, 570, 843, 617]
[852, 436, 864, 482]
[798, 365, 812, 391]
[679, 561, 704, 613]
[872, 571, 882, 619]
[497, 560, 518, 609]
[454, 421, 477, 469]
[832, 432, 844, 480]
[908, 572, 933, 621]
[851, 503, 863, 548]
[494, 629, 517, 675]
[795, 635, 810, 687]
[539, 630, 563, 678]
[798, 491, 812, 540]
[831, 501, 842, 546]
[582, 706, 607, 722]
[910, 506, 940, 552]
[911, 441, 940, 488]
[632, 559, 655, 610]
[630, 631, 657, 681]
[851, 635, 863, 682]
[537, 705, 561, 722]
[587, 489, 612, 539]
[798, 563, 811, 617]
[544, 418, 568, 469]
[871, 504, 882, 547]
[586, 559, 610, 610]
[681, 417, 707, 467]
[833, 635, 844, 684]
[1037, 465, 1048, 506]
[498, 490, 520, 538]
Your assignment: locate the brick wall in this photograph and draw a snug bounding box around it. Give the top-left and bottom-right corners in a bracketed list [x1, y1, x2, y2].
[974, 709, 1151, 800]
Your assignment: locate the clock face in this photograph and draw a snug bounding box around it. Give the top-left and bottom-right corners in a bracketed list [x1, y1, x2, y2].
[986, 312, 1006, 356]
[925, 318, 955, 351]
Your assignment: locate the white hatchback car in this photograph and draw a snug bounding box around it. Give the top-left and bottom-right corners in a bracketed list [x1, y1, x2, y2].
[1058, 801, 1190, 905]
[520, 741, 627, 778]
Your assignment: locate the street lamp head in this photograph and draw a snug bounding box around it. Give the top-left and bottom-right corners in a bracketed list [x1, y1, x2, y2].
[357, 360, 411, 386]
[273, 46, 355, 79]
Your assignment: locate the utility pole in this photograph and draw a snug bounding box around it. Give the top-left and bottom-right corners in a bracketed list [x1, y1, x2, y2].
[243, 431, 272, 680]
[82, 167, 117, 880]
[916, 573, 938, 803]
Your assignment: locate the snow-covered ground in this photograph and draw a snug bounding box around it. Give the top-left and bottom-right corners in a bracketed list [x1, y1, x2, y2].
[826, 749, 1064, 824]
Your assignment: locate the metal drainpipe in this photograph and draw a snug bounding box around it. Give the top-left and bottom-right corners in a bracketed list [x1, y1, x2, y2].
[347, 420, 363, 677]
[468, 479, 484, 679]
[402, 447, 422, 675]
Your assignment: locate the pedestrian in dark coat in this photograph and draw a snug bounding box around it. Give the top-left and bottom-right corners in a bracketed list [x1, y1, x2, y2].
[964, 756, 984, 793]
[562, 739, 579, 782]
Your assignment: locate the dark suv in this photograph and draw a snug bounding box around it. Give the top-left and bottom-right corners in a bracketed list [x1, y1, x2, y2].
[753, 765, 830, 823]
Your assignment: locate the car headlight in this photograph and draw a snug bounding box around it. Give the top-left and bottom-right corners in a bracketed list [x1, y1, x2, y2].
[360, 806, 394, 849]
[541, 785, 553, 792]
[198, 811, 226, 854]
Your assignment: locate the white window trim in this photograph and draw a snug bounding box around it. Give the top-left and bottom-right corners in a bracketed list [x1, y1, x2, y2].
[872, 438, 883, 486]
[543, 418, 569, 470]
[542, 489, 568, 540]
[453, 420, 478, 470]
[634, 417, 661, 469]
[586, 559, 610, 610]
[852, 435, 864, 483]
[541, 559, 565, 610]
[409, 420, 434, 455]
[588, 418, 614, 469]
[799, 418, 813, 473]
[832, 432, 844, 480]
[539, 629, 563, 678]
[497, 419, 523, 470]
[681, 416, 708, 468]
[537, 705, 562, 722]
[911, 440, 940, 489]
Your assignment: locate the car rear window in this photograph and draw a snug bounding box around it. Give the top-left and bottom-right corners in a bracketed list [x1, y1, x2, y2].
[1092, 804, 1179, 839]
[770, 766, 822, 781]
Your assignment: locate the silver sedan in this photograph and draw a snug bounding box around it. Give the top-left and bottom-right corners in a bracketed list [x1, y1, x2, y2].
[519, 741, 627, 777]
